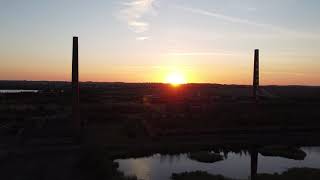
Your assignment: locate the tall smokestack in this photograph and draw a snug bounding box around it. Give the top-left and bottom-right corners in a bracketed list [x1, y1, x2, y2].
[72, 36, 80, 129]
[253, 49, 259, 99]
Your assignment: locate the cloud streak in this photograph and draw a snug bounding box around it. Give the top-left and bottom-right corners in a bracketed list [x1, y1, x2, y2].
[166, 52, 238, 56]
[120, 0, 155, 36]
[136, 36, 150, 41]
[177, 6, 320, 39]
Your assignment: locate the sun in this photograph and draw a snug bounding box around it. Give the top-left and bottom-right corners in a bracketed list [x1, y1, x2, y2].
[165, 72, 186, 86]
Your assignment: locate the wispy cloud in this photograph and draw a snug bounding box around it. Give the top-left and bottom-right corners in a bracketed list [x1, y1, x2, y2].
[262, 71, 308, 77]
[129, 21, 149, 33]
[165, 50, 248, 57]
[119, 0, 155, 38]
[177, 6, 288, 32]
[176, 6, 320, 39]
[166, 52, 236, 56]
[136, 36, 150, 41]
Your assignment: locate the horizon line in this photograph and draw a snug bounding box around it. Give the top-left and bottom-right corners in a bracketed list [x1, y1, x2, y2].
[0, 79, 319, 87]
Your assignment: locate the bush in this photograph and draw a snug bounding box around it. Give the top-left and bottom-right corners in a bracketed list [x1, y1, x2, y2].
[79, 146, 137, 180]
[188, 151, 223, 163]
[171, 171, 233, 180]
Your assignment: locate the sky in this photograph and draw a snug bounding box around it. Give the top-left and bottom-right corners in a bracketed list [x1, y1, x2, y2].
[1, 0, 320, 85]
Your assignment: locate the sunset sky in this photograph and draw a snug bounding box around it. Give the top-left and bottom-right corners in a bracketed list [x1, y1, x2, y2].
[1, 0, 320, 85]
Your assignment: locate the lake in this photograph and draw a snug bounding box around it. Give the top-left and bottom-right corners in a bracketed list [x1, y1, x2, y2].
[115, 147, 320, 180]
[0, 89, 39, 93]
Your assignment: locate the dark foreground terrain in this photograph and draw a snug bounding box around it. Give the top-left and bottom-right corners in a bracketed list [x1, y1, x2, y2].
[1, 81, 320, 180]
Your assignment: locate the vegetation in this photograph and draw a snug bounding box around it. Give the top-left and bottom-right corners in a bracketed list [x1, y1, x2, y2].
[1, 81, 320, 179]
[171, 168, 320, 180]
[79, 146, 137, 180]
[257, 167, 320, 180]
[109, 144, 249, 160]
[171, 171, 233, 180]
[188, 151, 224, 163]
[2, 82, 320, 141]
[259, 146, 306, 160]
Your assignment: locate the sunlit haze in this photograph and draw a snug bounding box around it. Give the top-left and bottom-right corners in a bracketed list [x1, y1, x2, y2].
[1, 0, 320, 85]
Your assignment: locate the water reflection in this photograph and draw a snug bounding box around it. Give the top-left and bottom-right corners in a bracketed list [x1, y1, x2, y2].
[250, 148, 258, 180]
[116, 147, 320, 180]
[0, 89, 38, 93]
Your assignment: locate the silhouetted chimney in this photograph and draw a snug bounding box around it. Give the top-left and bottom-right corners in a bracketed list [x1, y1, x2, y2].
[253, 49, 259, 99]
[72, 37, 80, 129]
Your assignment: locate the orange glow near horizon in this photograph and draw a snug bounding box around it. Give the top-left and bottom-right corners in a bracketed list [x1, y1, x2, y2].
[165, 72, 187, 86]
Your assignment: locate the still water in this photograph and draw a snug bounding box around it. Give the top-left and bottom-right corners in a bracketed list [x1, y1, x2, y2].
[0, 89, 39, 93]
[116, 147, 320, 180]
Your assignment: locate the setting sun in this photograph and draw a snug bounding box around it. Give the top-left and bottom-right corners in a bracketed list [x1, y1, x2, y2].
[165, 72, 187, 86]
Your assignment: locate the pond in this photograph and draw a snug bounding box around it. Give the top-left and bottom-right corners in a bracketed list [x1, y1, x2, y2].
[0, 89, 39, 93]
[115, 147, 320, 180]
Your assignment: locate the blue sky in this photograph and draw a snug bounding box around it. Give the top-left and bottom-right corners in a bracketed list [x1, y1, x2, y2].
[1, 0, 320, 84]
